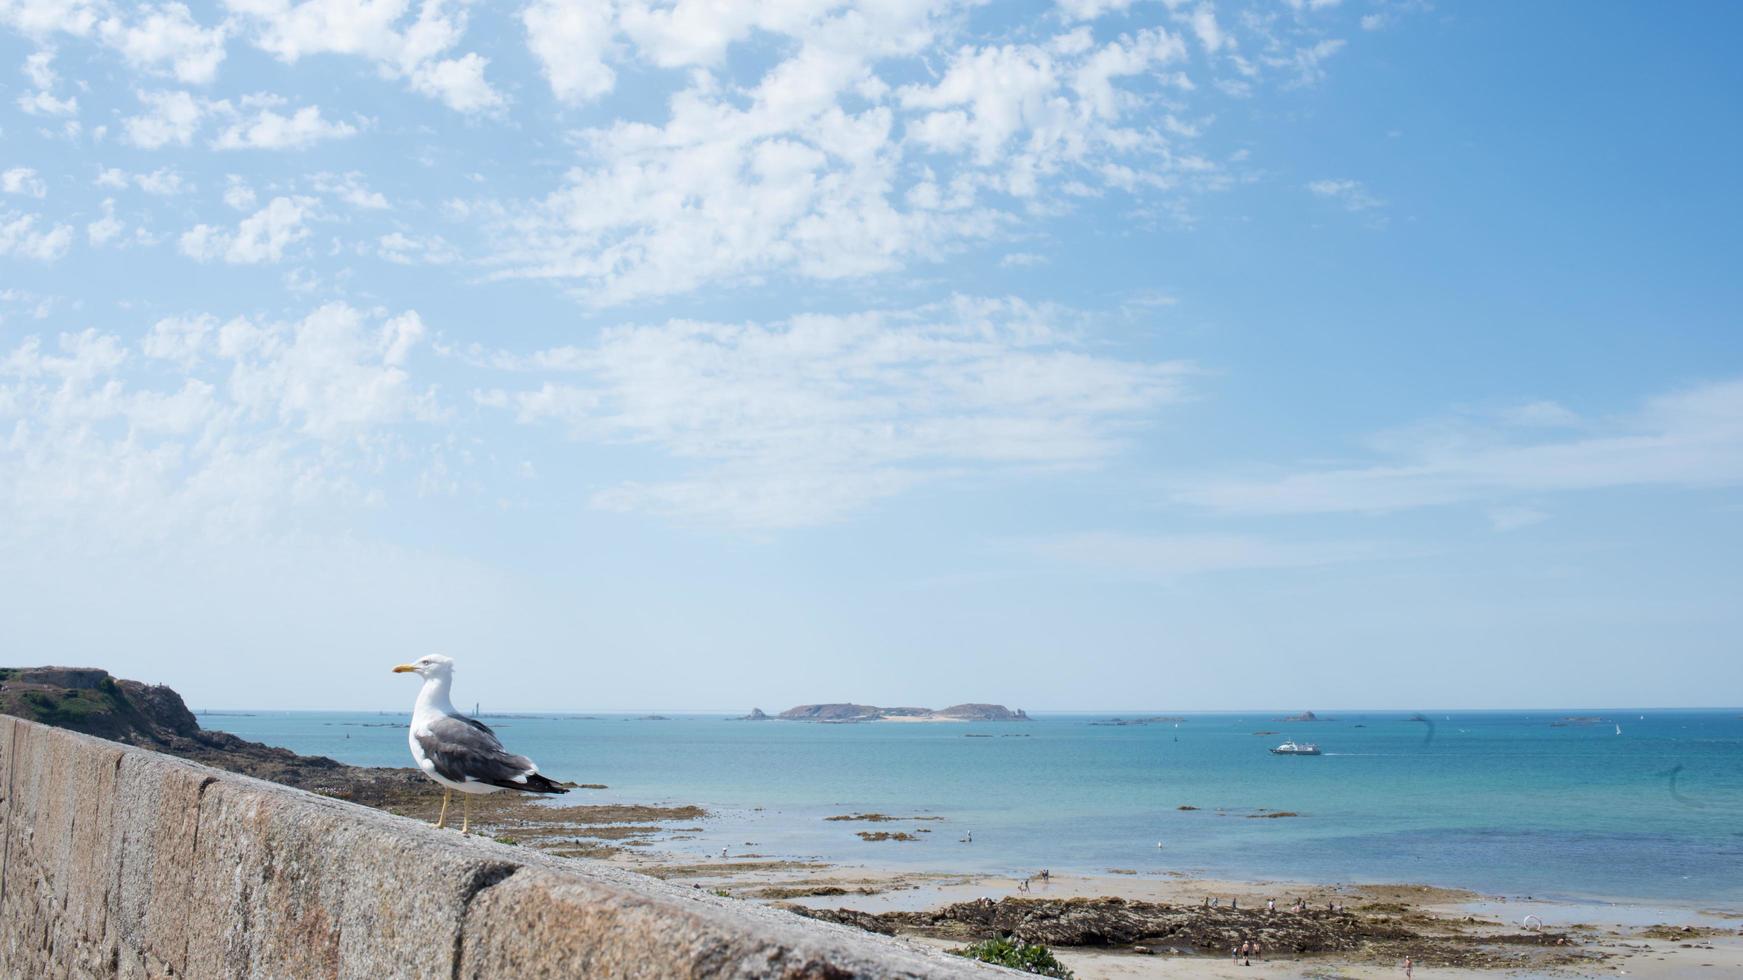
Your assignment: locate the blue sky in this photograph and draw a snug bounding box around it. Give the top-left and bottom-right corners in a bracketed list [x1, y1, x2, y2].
[2, 0, 1739, 711]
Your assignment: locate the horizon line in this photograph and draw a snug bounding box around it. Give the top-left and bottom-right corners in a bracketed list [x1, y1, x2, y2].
[191, 704, 1743, 715]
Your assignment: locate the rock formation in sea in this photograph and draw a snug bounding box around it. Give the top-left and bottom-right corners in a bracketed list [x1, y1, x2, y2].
[933, 703, 1029, 721]
[777, 702, 1029, 722]
[1282, 710, 1320, 722]
[779, 703, 885, 721]
[731, 708, 771, 721]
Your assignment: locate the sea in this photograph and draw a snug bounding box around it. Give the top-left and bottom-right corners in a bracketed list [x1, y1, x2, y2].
[193, 708, 1743, 907]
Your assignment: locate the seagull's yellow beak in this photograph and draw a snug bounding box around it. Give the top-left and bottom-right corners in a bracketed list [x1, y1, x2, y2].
[392, 664, 417, 673]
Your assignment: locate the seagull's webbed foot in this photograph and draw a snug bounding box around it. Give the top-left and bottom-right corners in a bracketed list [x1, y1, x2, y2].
[435, 787, 451, 829]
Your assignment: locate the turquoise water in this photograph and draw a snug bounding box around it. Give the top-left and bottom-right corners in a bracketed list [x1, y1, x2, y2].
[195, 709, 1743, 905]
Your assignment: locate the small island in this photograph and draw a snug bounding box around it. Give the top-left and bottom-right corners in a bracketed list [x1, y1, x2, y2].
[778, 702, 1029, 723]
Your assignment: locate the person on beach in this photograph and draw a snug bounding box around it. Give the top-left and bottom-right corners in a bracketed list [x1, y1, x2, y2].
[1231, 897, 1238, 910]
[1253, 940, 1262, 961]
[1267, 897, 1275, 913]
[1404, 955, 1413, 978]
[1241, 940, 1251, 966]
[1231, 943, 1240, 964]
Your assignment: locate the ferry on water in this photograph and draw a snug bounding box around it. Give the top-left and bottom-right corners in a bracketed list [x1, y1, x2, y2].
[1269, 740, 1322, 756]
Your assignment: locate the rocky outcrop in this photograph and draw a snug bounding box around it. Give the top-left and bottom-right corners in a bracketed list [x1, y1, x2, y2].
[777, 703, 1030, 722]
[0, 665, 424, 801]
[779, 703, 885, 721]
[934, 704, 1029, 721]
[732, 708, 771, 721]
[1281, 711, 1320, 722]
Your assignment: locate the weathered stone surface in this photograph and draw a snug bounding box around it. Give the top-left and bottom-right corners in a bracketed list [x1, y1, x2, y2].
[460, 867, 982, 979]
[0, 718, 1003, 979]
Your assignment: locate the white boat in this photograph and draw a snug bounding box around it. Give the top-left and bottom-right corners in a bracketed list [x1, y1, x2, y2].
[1269, 740, 1322, 756]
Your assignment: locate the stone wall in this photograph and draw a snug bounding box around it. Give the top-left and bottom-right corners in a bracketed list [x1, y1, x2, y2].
[0, 717, 1004, 979]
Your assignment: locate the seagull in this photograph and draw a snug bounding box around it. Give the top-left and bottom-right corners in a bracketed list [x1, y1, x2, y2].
[392, 655, 567, 832]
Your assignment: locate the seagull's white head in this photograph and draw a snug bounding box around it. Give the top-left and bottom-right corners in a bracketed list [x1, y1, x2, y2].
[392, 654, 454, 679]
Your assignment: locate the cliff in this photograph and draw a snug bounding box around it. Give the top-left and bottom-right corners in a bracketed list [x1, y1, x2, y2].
[0, 665, 424, 801]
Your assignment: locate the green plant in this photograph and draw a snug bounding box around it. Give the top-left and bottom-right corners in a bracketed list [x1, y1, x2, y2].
[949, 938, 1074, 978]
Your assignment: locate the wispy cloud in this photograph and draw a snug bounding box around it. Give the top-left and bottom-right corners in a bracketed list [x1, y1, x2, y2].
[470, 297, 1193, 527]
[1173, 378, 1743, 515]
[0, 303, 437, 543]
[1307, 177, 1384, 212]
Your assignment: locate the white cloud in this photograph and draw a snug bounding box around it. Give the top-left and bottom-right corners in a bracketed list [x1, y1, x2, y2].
[211, 103, 358, 150]
[1269, 37, 1344, 86]
[124, 89, 357, 151]
[1173, 377, 1743, 515]
[0, 0, 103, 37]
[406, 50, 502, 113]
[309, 171, 388, 209]
[223, 0, 505, 113]
[1307, 177, 1383, 212]
[1189, 4, 1225, 53]
[142, 313, 215, 365]
[522, 0, 616, 104]
[17, 49, 78, 115]
[180, 195, 313, 264]
[1055, 0, 1137, 21]
[86, 197, 124, 244]
[2, 167, 48, 197]
[223, 174, 256, 209]
[122, 88, 205, 147]
[475, 296, 1191, 527]
[93, 166, 191, 194]
[134, 166, 190, 194]
[0, 210, 74, 260]
[615, 0, 842, 69]
[0, 303, 439, 540]
[378, 231, 457, 265]
[1499, 400, 1581, 429]
[97, 2, 228, 84]
[484, 15, 1217, 305]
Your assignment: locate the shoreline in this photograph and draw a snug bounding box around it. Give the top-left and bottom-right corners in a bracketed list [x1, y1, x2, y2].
[374, 787, 1740, 976]
[8, 674, 1738, 977]
[608, 855, 1743, 978]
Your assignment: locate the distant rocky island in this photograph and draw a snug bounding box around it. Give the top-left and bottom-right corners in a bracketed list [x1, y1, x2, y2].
[776, 703, 1029, 723]
[1089, 716, 1184, 727]
[1281, 710, 1322, 722]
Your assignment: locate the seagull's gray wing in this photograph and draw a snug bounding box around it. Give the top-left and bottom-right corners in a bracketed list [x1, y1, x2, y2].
[416, 714, 538, 788]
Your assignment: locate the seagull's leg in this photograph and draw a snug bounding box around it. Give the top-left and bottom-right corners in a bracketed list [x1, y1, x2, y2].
[436, 787, 451, 829]
[461, 793, 471, 834]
